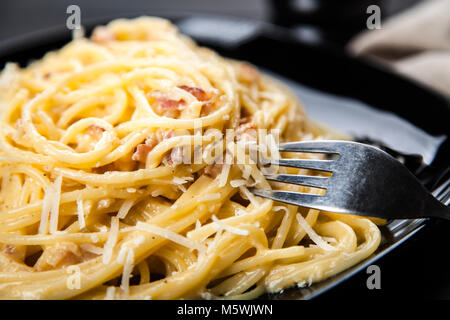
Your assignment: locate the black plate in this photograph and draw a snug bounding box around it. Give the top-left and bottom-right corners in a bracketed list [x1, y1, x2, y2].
[1, 13, 449, 299]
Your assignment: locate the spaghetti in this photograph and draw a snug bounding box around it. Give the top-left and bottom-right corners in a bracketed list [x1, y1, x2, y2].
[0, 17, 381, 299]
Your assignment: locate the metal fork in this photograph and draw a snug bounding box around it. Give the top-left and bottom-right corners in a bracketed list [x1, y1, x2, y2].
[251, 140, 450, 220]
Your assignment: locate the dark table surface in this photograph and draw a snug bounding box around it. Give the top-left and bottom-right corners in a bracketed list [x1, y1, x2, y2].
[0, 0, 449, 300]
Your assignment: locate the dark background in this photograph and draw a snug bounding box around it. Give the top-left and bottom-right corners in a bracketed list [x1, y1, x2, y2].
[0, 0, 423, 43]
[1, 0, 449, 300]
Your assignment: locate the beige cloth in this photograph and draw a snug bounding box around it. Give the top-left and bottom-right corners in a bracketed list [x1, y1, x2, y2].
[348, 0, 450, 99]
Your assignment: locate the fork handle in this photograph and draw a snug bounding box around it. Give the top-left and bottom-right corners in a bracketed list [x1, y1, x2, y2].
[434, 176, 450, 204]
[429, 177, 450, 219]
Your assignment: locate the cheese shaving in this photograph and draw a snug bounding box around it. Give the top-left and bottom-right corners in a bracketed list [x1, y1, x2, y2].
[48, 175, 63, 234]
[103, 216, 119, 264]
[136, 221, 203, 251]
[211, 215, 249, 236]
[38, 183, 53, 235]
[117, 199, 134, 219]
[120, 248, 135, 297]
[76, 198, 86, 229]
[218, 163, 231, 187]
[197, 193, 221, 203]
[295, 213, 337, 251]
[230, 179, 247, 188]
[105, 286, 116, 300]
[273, 206, 289, 214]
[80, 243, 103, 255]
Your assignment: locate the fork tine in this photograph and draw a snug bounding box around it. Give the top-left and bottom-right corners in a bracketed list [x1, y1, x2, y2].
[279, 141, 341, 153]
[250, 189, 325, 210]
[272, 158, 334, 172]
[265, 174, 328, 189]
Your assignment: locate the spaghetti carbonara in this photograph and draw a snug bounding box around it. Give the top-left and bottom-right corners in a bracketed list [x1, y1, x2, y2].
[0, 17, 381, 299]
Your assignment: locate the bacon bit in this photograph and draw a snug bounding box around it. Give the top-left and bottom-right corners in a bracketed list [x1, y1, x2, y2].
[91, 26, 116, 44]
[153, 96, 186, 118]
[132, 130, 174, 163]
[86, 125, 105, 140]
[179, 85, 220, 117]
[200, 102, 216, 117]
[35, 242, 82, 271]
[132, 144, 153, 163]
[236, 117, 257, 142]
[239, 63, 260, 83]
[178, 85, 210, 101]
[204, 163, 223, 179]
[157, 97, 185, 110]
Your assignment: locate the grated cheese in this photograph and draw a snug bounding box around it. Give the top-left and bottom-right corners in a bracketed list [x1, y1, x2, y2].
[38, 183, 53, 234]
[90, 234, 99, 243]
[97, 225, 108, 233]
[103, 216, 119, 264]
[116, 236, 145, 265]
[120, 248, 134, 298]
[116, 244, 128, 265]
[200, 291, 215, 300]
[105, 286, 116, 300]
[173, 175, 195, 193]
[273, 206, 289, 214]
[80, 243, 103, 255]
[218, 163, 231, 187]
[295, 213, 337, 251]
[117, 199, 134, 219]
[172, 176, 193, 185]
[98, 199, 113, 209]
[211, 215, 249, 236]
[230, 179, 247, 188]
[242, 165, 252, 180]
[173, 177, 185, 184]
[135, 221, 202, 251]
[196, 193, 221, 203]
[235, 208, 247, 216]
[76, 198, 86, 229]
[48, 175, 63, 234]
[151, 189, 163, 197]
